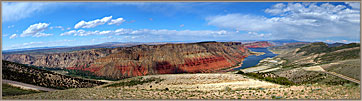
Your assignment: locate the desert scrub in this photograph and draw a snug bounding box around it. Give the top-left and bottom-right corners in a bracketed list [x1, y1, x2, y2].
[104, 77, 164, 88]
[236, 72, 295, 85]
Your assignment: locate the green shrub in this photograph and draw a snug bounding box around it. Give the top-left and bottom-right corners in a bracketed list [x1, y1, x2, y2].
[239, 73, 295, 85]
[104, 77, 164, 88]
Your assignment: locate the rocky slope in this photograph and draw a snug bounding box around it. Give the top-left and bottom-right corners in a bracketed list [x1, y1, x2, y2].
[2, 48, 122, 68]
[2, 60, 105, 89]
[67, 42, 251, 79]
[262, 42, 360, 84]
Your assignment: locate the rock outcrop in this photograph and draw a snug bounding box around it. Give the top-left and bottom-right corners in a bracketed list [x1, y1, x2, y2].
[2, 48, 122, 68]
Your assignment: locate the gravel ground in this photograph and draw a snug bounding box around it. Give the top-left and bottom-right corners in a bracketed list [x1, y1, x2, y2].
[3, 73, 360, 100]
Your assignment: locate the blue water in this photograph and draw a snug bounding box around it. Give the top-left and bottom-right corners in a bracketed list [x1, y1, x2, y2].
[233, 48, 278, 70]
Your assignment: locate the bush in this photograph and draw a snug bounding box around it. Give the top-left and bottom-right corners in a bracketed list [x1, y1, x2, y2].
[104, 77, 164, 88]
[239, 73, 295, 85]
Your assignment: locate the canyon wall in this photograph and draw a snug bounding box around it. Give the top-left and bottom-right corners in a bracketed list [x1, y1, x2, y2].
[67, 42, 251, 79]
[2, 41, 277, 79]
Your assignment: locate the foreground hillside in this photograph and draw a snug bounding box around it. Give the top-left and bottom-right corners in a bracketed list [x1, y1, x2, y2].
[3, 73, 360, 99]
[2, 60, 105, 90]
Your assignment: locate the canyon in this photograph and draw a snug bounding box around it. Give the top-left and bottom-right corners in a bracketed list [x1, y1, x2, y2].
[3, 41, 274, 79]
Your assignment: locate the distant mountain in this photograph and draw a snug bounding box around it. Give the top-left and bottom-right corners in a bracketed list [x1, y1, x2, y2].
[327, 42, 345, 47]
[2, 42, 170, 55]
[269, 39, 306, 46]
[3, 46, 68, 53]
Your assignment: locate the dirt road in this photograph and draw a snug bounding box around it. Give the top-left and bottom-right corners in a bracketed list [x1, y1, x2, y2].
[2, 79, 57, 92]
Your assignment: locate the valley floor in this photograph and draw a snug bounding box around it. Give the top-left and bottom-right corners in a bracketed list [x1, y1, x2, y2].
[3, 73, 360, 100]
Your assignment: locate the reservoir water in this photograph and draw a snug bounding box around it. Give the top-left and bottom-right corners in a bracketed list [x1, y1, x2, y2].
[233, 48, 278, 70]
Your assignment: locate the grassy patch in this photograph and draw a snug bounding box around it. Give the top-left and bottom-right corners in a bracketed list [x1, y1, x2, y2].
[2, 83, 43, 96]
[104, 77, 164, 88]
[66, 69, 120, 81]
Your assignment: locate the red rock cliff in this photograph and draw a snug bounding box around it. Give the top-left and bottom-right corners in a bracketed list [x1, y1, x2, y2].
[3, 42, 251, 79]
[67, 42, 250, 79]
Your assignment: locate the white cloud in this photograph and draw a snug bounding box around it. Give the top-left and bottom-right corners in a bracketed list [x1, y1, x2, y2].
[345, 2, 360, 9]
[9, 34, 17, 39]
[20, 23, 51, 37]
[179, 24, 185, 27]
[2, 2, 51, 22]
[33, 33, 53, 37]
[74, 16, 113, 29]
[207, 3, 360, 40]
[9, 39, 76, 50]
[52, 26, 65, 30]
[248, 32, 272, 38]
[60, 30, 76, 36]
[59, 28, 234, 37]
[7, 25, 15, 28]
[22, 41, 44, 46]
[108, 17, 126, 25]
[3, 34, 9, 37]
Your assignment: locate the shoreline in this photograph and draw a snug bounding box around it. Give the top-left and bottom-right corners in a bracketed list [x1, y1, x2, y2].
[222, 48, 279, 73]
[222, 57, 246, 73]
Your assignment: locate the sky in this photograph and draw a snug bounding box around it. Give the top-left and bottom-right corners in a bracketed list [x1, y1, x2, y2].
[2, 2, 361, 50]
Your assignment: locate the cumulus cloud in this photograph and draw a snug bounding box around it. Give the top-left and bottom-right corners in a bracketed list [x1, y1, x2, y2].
[207, 3, 360, 41]
[179, 24, 185, 27]
[108, 17, 126, 25]
[9, 34, 17, 39]
[20, 23, 52, 37]
[74, 16, 112, 29]
[74, 16, 126, 29]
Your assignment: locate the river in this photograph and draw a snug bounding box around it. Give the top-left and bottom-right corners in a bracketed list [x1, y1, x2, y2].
[233, 48, 278, 70]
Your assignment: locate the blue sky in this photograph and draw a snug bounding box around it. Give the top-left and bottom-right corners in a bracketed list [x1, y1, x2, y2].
[2, 2, 360, 50]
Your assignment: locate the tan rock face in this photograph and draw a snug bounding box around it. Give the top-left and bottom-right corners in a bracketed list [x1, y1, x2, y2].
[3, 42, 253, 79]
[3, 48, 120, 68]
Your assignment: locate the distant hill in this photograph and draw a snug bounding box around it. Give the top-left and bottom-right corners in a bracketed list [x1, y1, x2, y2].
[3, 46, 67, 53]
[327, 42, 345, 47]
[2, 42, 169, 55]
